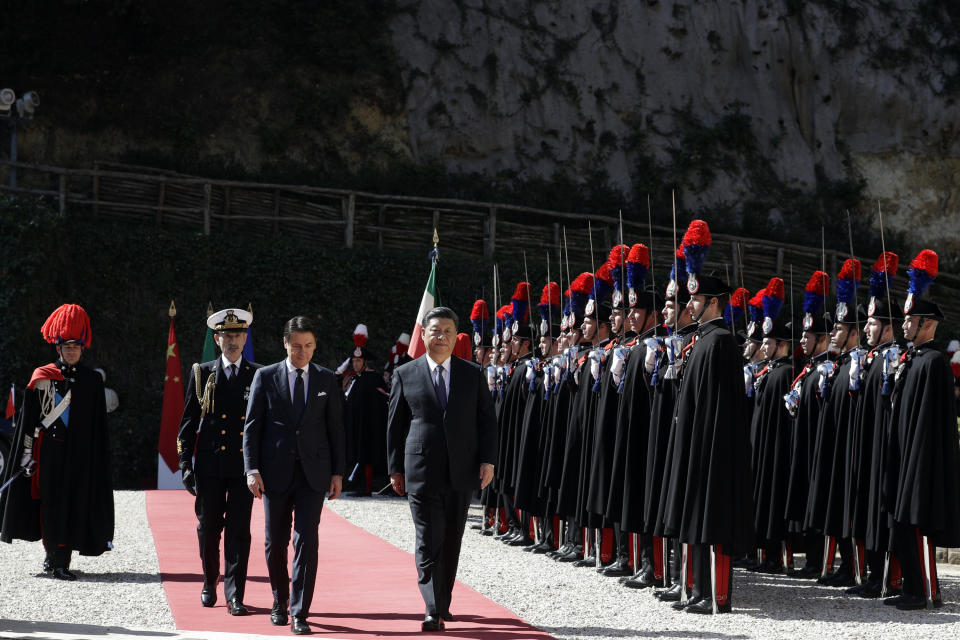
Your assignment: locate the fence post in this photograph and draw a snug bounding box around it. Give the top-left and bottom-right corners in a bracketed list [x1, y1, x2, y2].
[273, 189, 281, 233]
[222, 186, 231, 231]
[343, 194, 355, 248]
[58, 174, 66, 216]
[775, 247, 784, 275]
[377, 204, 385, 251]
[156, 181, 166, 227]
[92, 164, 100, 218]
[486, 206, 497, 257]
[553, 223, 561, 253]
[731, 242, 741, 286]
[202, 183, 212, 236]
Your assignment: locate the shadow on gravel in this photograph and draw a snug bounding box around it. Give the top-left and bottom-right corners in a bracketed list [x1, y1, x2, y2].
[736, 571, 960, 624]
[540, 627, 749, 638]
[307, 612, 549, 638]
[0, 619, 175, 637]
[154, 571, 271, 584]
[69, 570, 165, 583]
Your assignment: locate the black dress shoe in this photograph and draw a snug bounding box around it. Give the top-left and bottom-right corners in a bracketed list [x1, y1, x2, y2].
[52, 568, 77, 581]
[672, 596, 701, 611]
[441, 612, 453, 622]
[421, 615, 445, 632]
[572, 554, 596, 567]
[200, 587, 217, 608]
[42, 559, 53, 573]
[656, 584, 683, 601]
[292, 616, 311, 634]
[529, 542, 552, 554]
[271, 600, 289, 626]
[227, 599, 248, 616]
[556, 547, 583, 562]
[479, 527, 494, 536]
[894, 594, 928, 610]
[883, 594, 906, 606]
[685, 597, 731, 614]
[495, 527, 517, 541]
[855, 582, 883, 599]
[601, 560, 633, 577]
[508, 536, 534, 547]
[623, 569, 658, 589]
[824, 572, 855, 587]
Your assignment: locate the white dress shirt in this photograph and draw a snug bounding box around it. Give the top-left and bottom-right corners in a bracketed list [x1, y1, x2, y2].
[285, 358, 310, 403]
[221, 354, 241, 379]
[425, 354, 451, 402]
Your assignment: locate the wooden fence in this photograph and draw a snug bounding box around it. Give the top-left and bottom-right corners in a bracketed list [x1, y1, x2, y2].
[2, 158, 958, 322]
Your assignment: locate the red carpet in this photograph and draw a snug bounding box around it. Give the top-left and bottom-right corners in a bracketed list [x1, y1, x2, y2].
[146, 491, 555, 638]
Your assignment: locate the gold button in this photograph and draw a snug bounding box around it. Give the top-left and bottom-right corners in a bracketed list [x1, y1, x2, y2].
[221, 414, 227, 419]
[221, 430, 226, 435]
[220, 446, 226, 451]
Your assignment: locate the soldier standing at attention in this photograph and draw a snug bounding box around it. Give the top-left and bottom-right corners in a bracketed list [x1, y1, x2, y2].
[178, 308, 261, 615]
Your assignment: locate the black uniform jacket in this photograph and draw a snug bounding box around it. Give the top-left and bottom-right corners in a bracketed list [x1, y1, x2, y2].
[387, 355, 498, 494]
[178, 357, 261, 478]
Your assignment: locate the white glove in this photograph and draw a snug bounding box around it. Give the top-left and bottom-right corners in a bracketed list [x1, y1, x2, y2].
[589, 351, 602, 383]
[783, 387, 800, 417]
[643, 338, 662, 374]
[848, 349, 865, 391]
[610, 347, 628, 387]
[665, 334, 682, 365]
[485, 365, 496, 392]
[817, 361, 836, 397]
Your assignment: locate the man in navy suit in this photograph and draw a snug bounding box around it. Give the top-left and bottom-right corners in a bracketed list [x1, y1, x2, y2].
[387, 307, 498, 632]
[243, 316, 345, 635]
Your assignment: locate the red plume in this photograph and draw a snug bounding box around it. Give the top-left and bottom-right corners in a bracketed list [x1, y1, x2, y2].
[570, 272, 594, 295]
[748, 289, 765, 308]
[595, 262, 614, 284]
[540, 282, 561, 306]
[512, 282, 531, 302]
[41, 303, 92, 347]
[470, 299, 490, 320]
[873, 252, 899, 275]
[627, 243, 650, 267]
[838, 258, 862, 280]
[910, 249, 938, 277]
[607, 244, 629, 267]
[496, 304, 512, 320]
[730, 287, 749, 309]
[675, 246, 685, 260]
[680, 219, 712, 247]
[764, 277, 785, 300]
[804, 270, 830, 296]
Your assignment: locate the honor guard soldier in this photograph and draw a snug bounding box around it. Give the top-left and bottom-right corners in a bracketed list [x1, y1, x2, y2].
[0, 304, 114, 580]
[177, 308, 261, 615]
[885, 250, 960, 610]
[341, 323, 388, 497]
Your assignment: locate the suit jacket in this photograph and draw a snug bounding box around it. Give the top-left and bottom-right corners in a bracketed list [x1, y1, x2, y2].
[387, 355, 498, 494]
[178, 357, 260, 478]
[243, 361, 346, 493]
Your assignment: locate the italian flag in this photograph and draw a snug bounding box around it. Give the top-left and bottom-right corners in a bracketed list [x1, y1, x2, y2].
[407, 256, 439, 359]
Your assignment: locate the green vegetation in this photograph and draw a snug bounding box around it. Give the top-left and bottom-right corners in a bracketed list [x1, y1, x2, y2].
[0, 195, 532, 488]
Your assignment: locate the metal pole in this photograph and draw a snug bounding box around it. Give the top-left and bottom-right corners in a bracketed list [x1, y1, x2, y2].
[820, 536, 831, 578]
[662, 537, 671, 587]
[632, 533, 640, 577]
[594, 528, 601, 568]
[852, 539, 863, 586]
[880, 552, 891, 597]
[680, 543, 689, 604]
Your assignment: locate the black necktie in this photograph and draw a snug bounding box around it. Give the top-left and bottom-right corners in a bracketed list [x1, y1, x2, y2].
[293, 368, 305, 422]
[229, 364, 237, 380]
[434, 366, 447, 411]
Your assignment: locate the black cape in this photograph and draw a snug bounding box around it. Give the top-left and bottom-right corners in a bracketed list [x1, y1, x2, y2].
[344, 369, 388, 473]
[784, 351, 830, 530]
[886, 341, 960, 546]
[659, 319, 755, 555]
[750, 356, 795, 542]
[1, 362, 114, 556]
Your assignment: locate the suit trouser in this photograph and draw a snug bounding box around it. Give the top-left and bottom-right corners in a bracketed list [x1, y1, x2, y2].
[408, 487, 472, 617]
[195, 474, 254, 602]
[263, 462, 325, 618]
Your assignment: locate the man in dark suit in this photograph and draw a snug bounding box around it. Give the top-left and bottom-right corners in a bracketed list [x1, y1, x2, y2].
[178, 308, 260, 615]
[244, 315, 345, 635]
[387, 306, 498, 632]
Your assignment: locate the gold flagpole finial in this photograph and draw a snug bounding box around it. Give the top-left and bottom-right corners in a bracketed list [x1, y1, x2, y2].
[433, 227, 439, 248]
[169, 300, 177, 317]
[247, 302, 253, 313]
[206, 301, 214, 315]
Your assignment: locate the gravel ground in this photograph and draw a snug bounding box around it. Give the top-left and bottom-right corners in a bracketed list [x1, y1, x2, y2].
[1, 492, 959, 640]
[327, 495, 960, 640]
[0, 490, 175, 632]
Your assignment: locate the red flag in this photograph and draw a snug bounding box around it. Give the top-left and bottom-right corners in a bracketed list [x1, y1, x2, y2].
[158, 304, 185, 474]
[4, 384, 14, 420]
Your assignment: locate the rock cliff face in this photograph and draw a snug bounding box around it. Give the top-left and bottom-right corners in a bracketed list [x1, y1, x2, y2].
[389, 0, 960, 250]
